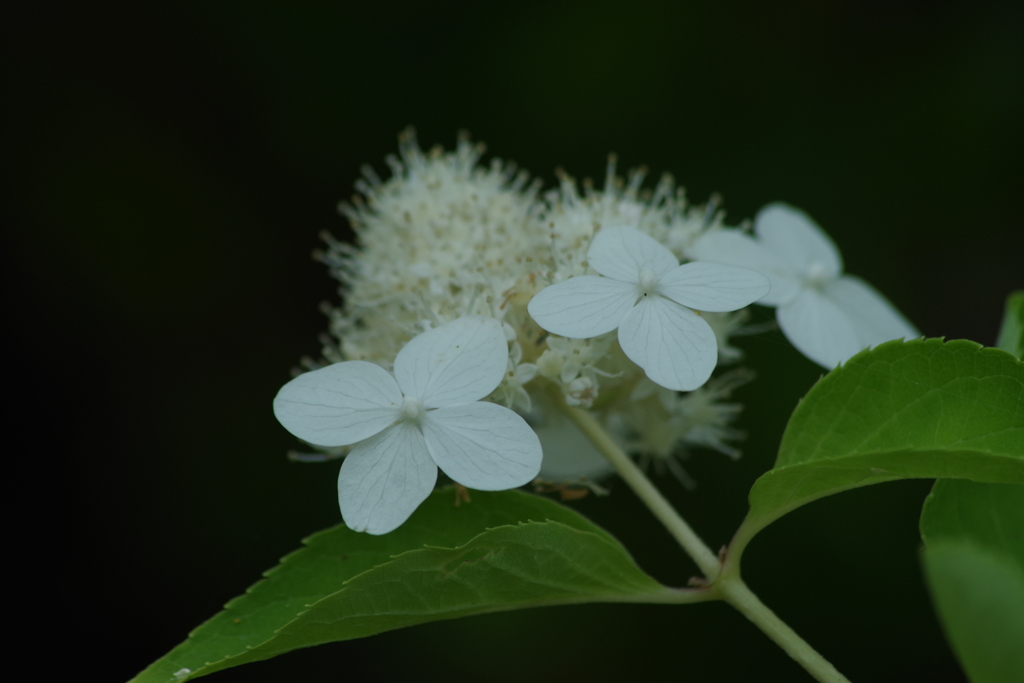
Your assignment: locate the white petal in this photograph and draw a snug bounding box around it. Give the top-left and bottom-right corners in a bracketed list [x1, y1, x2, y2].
[755, 203, 842, 279]
[422, 402, 542, 490]
[658, 262, 772, 312]
[527, 276, 636, 338]
[273, 361, 402, 447]
[520, 390, 614, 482]
[535, 418, 614, 482]
[688, 228, 802, 306]
[587, 226, 679, 282]
[825, 275, 919, 346]
[776, 289, 865, 369]
[338, 421, 437, 535]
[618, 295, 718, 391]
[393, 315, 508, 408]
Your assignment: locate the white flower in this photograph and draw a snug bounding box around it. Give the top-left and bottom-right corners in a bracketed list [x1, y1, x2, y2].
[491, 340, 537, 412]
[689, 203, 918, 369]
[273, 316, 543, 535]
[527, 226, 771, 391]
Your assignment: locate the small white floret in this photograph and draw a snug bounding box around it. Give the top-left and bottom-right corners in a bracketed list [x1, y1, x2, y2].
[528, 227, 770, 391]
[690, 203, 918, 369]
[274, 315, 543, 535]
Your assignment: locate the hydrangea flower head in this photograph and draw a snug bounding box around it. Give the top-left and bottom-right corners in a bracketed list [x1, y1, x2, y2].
[307, 131, 762, 488]
[690, 203, 918, 368]
[274, 315, 543, 534]
[527, 226, 771, 391]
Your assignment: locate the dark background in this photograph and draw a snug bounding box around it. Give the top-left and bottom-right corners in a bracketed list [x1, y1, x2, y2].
[10, 1, 1023, 681]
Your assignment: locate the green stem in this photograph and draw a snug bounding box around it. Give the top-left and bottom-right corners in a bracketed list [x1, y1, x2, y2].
[719, 579, 852, 683]
[556, 396, 851, 683]
[560, 402, 722, 579]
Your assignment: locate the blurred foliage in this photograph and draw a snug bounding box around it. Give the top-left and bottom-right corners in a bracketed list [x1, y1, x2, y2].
[921, 480, 1024, 683]
[10, 1, 1022, 681]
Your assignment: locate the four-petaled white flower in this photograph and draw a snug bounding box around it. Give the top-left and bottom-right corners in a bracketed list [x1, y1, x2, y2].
[690, 203, 919, 369]
[528, 226, 771, 391]
[273, 316, 543, 535]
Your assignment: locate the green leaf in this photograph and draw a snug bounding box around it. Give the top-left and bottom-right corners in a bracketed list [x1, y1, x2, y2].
[729, 339, 1024, 562]
[921, 480, 1024, 683]
[996, 291, 1024, 358]
[921, 480, 1024, 566]
[132, 488, 684, 683]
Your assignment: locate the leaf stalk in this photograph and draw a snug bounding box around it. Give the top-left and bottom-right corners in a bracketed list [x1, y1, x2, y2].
[556, 394, 851, 683]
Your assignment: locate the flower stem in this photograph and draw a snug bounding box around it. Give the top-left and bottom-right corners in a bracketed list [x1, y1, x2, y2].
[719, 579, 852, 683]
[556, 397, 851, 683]
[559, 402, 722, 579]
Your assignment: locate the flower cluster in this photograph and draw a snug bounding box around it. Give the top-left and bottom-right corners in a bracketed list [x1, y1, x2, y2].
[276, 130, 917, 534]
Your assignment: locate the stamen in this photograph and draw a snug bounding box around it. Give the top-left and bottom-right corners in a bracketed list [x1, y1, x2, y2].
[805, 261, 830, 287]
[399, 396, 426, 424]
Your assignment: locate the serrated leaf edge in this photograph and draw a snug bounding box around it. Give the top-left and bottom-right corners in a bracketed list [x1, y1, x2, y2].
[151, 519, 665, 682]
